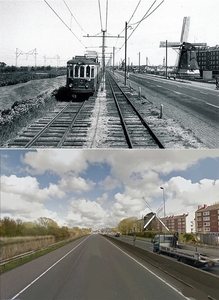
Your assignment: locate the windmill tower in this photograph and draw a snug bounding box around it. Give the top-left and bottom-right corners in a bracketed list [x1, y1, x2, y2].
[160, 17, 207, 77]
[142, 198, 169, 232]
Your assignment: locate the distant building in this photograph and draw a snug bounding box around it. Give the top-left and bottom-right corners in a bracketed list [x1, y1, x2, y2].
[196, 45, 219, 79]
[158, 214, 188, 234]
[195, 203, 219, 233]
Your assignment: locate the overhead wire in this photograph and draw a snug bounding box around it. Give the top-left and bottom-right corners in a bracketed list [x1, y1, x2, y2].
[116, 0, 165, 54]
[114, 0, 141, 49]
[63, 0, 87, 34]
[44, 0, 86, 47]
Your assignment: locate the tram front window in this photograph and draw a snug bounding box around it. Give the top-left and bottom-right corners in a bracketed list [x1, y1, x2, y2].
[86, 65, 90, 77]
[80, 66, 85, 77]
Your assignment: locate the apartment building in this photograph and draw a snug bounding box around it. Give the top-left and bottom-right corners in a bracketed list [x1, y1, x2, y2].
[196, 45, 219, 79]
[157, 214, 188, 234]
[195, 204, 219, 233]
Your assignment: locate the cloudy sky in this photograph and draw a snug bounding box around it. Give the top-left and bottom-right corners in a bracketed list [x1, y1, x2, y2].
[0, 0, 218, 67]
[1, 149, 219, 231]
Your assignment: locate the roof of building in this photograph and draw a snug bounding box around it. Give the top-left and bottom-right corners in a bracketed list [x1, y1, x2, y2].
[196, 203, 219, 212]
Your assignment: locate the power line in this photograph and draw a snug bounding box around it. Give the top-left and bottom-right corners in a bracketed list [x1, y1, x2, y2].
[63, 0, 87, 34]
[44, 0, 85, 47]
[117, 0, 165, 54]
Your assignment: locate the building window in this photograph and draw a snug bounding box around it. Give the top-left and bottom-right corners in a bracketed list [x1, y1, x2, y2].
[203, 211, 210, 216]
[203, 217, 210, 221]
[197, 212, 202, 216]
[203, 222, 210, 226]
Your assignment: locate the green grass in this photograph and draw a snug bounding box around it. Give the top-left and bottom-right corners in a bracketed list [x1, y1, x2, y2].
[0, 235, 88, 274]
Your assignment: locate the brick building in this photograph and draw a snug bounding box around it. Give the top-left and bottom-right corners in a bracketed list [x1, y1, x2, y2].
[157, 214, 188, 233]
[196, 45, 219, 79]
[195, 204, 219, 233]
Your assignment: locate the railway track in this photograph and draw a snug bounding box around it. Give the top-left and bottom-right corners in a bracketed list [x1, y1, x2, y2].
[7, 100, 95, 148]
[106, 71, 165, 148]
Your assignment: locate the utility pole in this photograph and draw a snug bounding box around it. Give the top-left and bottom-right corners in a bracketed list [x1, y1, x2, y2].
[84, 32, 123, 74]
[166, 40, 168, 78]
[125, 21, 127, 86]
[16, 48, 37, 67]
[113, 47, 115, 74]
[138, 52, 140, 73]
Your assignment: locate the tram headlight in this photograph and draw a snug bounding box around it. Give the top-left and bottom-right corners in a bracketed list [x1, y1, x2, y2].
[69, 83, 73, 88]
[85, 84, 89, 89]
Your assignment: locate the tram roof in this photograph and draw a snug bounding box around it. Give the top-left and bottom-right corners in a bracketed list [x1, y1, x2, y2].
[67, 56, 99, 65]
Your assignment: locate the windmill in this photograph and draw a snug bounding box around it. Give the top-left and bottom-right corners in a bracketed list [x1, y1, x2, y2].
[142, 197, 169, 232]
[160, 17, 207, 78]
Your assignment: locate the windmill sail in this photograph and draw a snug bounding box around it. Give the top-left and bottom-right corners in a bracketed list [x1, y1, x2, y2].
[160, 16, 206, 77]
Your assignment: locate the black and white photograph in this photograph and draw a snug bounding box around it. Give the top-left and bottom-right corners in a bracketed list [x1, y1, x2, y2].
[0, 1, 219, 300]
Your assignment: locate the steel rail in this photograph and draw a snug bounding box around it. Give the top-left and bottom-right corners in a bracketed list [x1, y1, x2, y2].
[107, 71, 165, 149]
[57, 101, 86, 147]
[24, 102, 82, 148]
[108, 77, 133, 148]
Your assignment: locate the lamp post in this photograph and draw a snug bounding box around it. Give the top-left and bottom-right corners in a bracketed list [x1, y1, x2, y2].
[160, 187, 165, 223]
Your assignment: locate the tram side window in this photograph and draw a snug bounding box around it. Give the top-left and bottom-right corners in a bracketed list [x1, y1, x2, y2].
[69, 67, 73, 78]
[91, 66, 94, 78]
[86, 66, 90, 77]
[75, 65, 79, 78]
[80, 66, 85, 77]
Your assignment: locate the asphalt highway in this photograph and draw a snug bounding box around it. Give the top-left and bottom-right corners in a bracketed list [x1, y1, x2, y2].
[1, 234, 190, 300]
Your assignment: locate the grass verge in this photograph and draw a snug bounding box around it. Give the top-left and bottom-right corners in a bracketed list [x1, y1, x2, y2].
[0, 235, 88, 274]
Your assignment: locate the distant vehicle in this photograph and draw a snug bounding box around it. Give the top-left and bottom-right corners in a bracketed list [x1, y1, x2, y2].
[115, 232, 120, 237]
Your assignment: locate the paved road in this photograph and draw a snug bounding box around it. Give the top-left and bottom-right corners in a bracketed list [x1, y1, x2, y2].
[116, 71, 219, 148]
[1, 234, 190, 300]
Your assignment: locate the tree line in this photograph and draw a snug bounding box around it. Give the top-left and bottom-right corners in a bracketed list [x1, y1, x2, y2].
[0, 217, 71, 238]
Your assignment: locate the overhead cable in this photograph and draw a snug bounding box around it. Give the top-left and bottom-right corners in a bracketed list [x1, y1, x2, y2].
[44, 0, 85, 47]
[63, 0, 87, 34]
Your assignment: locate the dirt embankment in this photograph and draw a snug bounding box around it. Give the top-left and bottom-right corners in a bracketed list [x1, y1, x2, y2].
[0, 76, 66, 111]
[0, 76, 66, 146]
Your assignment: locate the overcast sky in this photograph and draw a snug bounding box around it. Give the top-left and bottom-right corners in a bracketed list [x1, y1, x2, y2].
[0, 0, 218, 67]
[1, 149, 219, 231]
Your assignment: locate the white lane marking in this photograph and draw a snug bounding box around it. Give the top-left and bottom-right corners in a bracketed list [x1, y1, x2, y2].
[106, 239, 190, 300]
[11, 236, 90, 300]
[156, 85, 162, 88]
[205, 102, 219, 109]
[199, 92, 209, 95]
[173, 91, 182, 95]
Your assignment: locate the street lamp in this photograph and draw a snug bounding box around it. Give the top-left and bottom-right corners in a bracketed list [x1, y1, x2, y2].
[160, 187, 165, 221]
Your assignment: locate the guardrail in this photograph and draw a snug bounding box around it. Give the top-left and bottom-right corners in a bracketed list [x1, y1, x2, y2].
[0, 250, 35, 270]
[0, 240, 68, 271]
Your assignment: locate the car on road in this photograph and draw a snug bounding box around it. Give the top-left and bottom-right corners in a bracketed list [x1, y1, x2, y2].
[115, 232, 120, 237]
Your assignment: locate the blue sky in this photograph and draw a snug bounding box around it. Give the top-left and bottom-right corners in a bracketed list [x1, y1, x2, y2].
[0, 0, 218, 67]
[1, 149, 219, 231]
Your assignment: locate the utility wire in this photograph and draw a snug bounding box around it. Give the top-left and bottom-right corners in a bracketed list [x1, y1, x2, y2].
[115, 0, 141, 48]
[44, 0, 85, 47]
[63, 0, 87, 34]
[116, 0, 164, 53]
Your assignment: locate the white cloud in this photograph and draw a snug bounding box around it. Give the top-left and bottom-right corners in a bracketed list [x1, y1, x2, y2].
[66, 198, 108, 229]
[99, 175, 121, 190]
[1, 192, 59, 223]
[59, 175, 95, 194]
[21, 149, 89, 175]
[1, 174, 60, 202]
